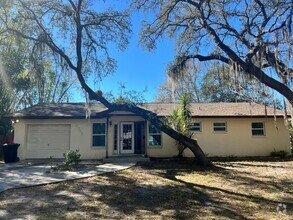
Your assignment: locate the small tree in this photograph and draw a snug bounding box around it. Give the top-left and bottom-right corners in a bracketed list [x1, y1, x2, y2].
[169, 94, 193, 157]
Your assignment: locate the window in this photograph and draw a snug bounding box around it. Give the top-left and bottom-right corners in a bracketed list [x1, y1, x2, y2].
[92, 123, 106, 147]
[252, 122, 265, 136]
[190, 122, 201, 132]
[213, 122, 227, 132]
[148, 124, 162, 146]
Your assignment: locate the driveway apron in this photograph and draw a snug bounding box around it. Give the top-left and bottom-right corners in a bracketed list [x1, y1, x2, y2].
[0, 162, 136, 193]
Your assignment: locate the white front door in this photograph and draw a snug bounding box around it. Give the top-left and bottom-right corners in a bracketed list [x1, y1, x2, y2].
[120, 122, 134, 154]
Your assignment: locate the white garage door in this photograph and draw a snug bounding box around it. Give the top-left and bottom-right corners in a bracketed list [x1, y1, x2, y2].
[26, 124, 71, 158]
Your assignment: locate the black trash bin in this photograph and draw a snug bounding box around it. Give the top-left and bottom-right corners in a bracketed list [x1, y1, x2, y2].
[2, 143, 20, 163]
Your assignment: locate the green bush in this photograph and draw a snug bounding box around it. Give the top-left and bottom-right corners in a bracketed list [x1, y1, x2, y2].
[0, 126, 5, 135]
[270, 150, 289, 159]
[63, 150, 81, 166]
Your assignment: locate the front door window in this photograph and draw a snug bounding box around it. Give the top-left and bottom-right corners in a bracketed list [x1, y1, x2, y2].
[121, 122, 134, 154]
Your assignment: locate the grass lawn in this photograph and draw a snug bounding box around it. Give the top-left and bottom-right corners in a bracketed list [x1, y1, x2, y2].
[0, 160, 292, 219]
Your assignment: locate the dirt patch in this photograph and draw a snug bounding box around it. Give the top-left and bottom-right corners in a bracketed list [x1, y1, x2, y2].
[0, 160, 292, 219]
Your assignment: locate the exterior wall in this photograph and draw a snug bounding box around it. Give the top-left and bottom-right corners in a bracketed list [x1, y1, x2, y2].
[13, 115, 291, 160]
[107, 115, 145, 156]
[13, 111, 146, 160]
[147, 117, 291, 158]
[14, 118, 107, 160]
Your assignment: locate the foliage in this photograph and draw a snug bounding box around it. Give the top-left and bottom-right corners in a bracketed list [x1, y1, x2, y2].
[0, 39, 73, 112]
[168, 94, 193, 157]
[270, 150, 289, 159]
[49, 156, 55, 168]
[0, 0, 208, 165]
[0, 119, 12, 139]
[155, 60, 201, 103]
[155, 62, 279, 104]
[0, 47, 26, 114]
[0, 0, 130, 110]
[200, 63, 278, 104]
[0, 0, 131, 82]
[0, 81, 11, 116]
[63, 150, 81, 166]
[133, 0, 293, 104]
[103, 82, 148, 105]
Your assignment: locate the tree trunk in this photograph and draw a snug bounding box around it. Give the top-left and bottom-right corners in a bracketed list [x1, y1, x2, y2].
[74, 0, 208, 166]
[108, 103, 209, 166]
[77, 74, 209, 165]
[81, 82, 209, 165]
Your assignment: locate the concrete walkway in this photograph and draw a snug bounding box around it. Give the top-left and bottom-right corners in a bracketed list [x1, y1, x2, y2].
[0, 158, 144, 193]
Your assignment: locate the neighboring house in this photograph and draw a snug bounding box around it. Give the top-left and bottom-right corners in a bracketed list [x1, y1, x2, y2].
[8, 102, 291, 160]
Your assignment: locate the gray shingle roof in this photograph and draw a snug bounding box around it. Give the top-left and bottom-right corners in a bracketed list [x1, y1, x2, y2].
[10, 103, 107, 119]
[9, 102, 285, 119]
[142, 102, 285, 117]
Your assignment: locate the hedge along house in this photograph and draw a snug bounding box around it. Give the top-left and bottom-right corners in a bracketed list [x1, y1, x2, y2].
[8, 102, 291, 160]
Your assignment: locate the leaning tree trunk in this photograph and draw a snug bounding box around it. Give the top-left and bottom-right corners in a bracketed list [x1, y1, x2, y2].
[110, 103, 209, 165]
[88, 90, 209, 166]
[75, 3, 208, 166]
[4, 0, 209, 166]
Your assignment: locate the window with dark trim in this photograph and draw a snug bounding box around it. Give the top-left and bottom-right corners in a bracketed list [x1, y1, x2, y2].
[148, 124, 162, 146]
[92, 123, 106, 147]
[190, 122, 201, 132]
[251, 122, 265, 136]
[213, 122, 227, 132]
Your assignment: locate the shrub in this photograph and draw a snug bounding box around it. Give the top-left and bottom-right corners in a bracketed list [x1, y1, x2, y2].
[270, 150, 289, 159]
[0, 126, 5, 135]
[63, 150, 81, 166]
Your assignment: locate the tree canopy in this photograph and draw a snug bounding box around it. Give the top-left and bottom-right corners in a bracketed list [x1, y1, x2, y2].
[0, 0, 132, 103]
[0, 38, 74, 114]
[0, 0, 209, 165]
[156, 62, 278, 105]
[133, 0, 293, 104]
[155, 60, 201, 103]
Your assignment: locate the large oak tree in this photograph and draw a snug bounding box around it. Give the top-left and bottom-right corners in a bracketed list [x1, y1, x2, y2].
[0, 0, 209, 165]
[133, 0, 293, 104]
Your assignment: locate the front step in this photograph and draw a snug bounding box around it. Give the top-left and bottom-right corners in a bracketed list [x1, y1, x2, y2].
[103, 155, 149, 164]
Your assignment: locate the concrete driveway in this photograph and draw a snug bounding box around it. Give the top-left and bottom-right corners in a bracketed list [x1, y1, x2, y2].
[0, 158, 141, 193]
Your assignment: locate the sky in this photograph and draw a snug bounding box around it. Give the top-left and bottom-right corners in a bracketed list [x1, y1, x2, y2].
[75, 1, 175, 102]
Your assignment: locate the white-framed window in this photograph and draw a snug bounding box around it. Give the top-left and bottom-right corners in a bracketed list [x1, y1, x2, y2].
[92, 123, 106, 147]
[213, 122, 227, 132]
[148, 123, 162, 146]
[251, 122, 265, 136]
[190, 122, 201, 132]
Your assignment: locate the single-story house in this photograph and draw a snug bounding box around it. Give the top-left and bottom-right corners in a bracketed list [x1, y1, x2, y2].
[8, 102, 291, 160]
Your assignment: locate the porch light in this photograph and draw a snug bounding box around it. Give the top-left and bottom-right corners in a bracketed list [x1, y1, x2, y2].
[12, 119, 20, 124]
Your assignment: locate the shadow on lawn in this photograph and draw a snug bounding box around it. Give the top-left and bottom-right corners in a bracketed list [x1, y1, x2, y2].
[94, 166, 248, 219]
[218, 161, 293, 169]
[133, 160, 293, 217]
[0, 160, 292, 219]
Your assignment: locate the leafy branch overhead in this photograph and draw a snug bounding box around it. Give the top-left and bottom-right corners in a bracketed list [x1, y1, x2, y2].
[133, 0, 293, 103]
[0, 0, 209, 165]
[0, 0, 132, 99]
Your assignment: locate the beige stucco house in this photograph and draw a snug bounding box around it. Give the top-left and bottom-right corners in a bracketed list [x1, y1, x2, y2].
[9, 102, 291, 160]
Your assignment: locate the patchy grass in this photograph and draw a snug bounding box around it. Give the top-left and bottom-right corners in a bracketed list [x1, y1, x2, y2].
[0, 160, 292, 219]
